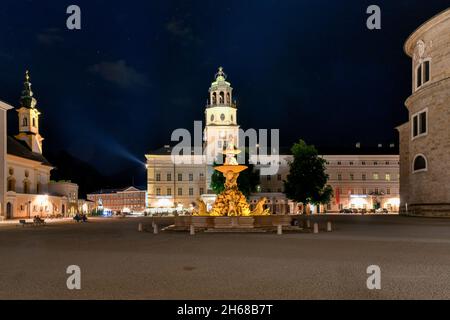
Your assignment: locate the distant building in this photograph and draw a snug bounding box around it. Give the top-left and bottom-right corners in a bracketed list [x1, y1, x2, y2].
[48, 181, 79, 215]
[146, 68, 400, 214]
[397, 8, 450, 217]
[78, 199, 95, 215]
[255, 146, 400, 213]
[87, 186, 146, 214]
[1, 72, 75, 219]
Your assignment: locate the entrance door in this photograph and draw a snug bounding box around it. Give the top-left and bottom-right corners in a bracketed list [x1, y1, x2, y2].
[6, 202, 12, 219]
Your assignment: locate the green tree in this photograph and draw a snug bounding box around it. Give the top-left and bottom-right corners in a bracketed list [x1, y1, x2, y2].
[284, 140, 333, 212]
[210, 149, 259, 197]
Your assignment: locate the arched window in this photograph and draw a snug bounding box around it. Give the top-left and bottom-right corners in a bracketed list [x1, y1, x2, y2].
[212, 92, 217, 105]
[22, 117, 28, 127]
[32, 118, 36, 127]
[219, 91, 224, 104]
[413, 154, 427, 173]
[226, 92, 230, 104]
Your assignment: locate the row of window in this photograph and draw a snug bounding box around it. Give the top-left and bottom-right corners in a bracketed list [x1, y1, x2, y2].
[210, 113, 233, 122]
[262, 174, 284, 181]
[210, 91, 231, 105]
[7, 179, 41, 193]
[155, 187, 205, 197]
[329, 161, 398, 166]
[21, 117, 37, 127]
[155, 172, 205, 182]
[335, 173, 398, 181]
[335, 188, 394, 195]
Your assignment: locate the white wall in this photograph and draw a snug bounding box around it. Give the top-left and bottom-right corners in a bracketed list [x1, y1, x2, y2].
[0, 101, 13, 218]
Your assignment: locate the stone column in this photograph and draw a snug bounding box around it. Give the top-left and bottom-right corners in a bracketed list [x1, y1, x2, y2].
[0, 101, 13, 219]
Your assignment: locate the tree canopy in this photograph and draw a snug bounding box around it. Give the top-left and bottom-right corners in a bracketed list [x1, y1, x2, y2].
[284, 139, 333, 207]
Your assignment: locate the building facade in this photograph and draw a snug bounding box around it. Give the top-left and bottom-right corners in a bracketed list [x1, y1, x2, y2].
[87, 186, 147, 214]
[48, 181, 79, 215]
[1, 71, 73, 219]
[397, 8, 450, 217]
[0, 100, 13, 219]
[146, 67, 400, 214]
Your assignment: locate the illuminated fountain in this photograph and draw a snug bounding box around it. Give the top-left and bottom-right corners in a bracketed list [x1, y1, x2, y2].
[170, 141, 298, 231]
[194, 142, 270, 217]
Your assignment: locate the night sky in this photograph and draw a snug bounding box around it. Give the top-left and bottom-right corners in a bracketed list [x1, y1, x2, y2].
[0, 1, 448, 179]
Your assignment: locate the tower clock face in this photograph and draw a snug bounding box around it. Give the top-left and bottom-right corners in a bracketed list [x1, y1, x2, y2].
[220, 113, 225, 121]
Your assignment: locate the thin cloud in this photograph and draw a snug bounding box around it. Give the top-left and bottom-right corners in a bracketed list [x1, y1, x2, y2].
[88, 60, 150, 89]
[36, 28, 64, 46]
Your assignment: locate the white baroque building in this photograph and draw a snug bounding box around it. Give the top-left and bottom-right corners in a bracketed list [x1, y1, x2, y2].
[146, 68, 400, 214]
[0, 72, 74, 219]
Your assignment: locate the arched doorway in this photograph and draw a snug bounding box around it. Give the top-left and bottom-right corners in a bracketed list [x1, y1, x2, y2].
[6, 203, 13, 219]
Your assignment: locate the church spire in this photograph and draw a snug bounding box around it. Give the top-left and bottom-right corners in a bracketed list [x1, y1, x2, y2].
[20, 70, 37, 109]
[15, 70, 43, 154]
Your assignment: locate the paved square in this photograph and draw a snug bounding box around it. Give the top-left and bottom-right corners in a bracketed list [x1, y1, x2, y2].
[0, 215, 449, 299]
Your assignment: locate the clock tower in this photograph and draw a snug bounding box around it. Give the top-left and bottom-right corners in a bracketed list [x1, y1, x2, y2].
[204, 67, 240, 190]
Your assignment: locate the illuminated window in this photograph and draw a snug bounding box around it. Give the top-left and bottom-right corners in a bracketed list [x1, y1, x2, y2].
[385, 173, 391, 181]
[22, 117, 28, 126]
[373, 173, 379, 180]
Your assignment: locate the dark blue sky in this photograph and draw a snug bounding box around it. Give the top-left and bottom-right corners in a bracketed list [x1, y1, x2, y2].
[0, 0, 448, 175]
